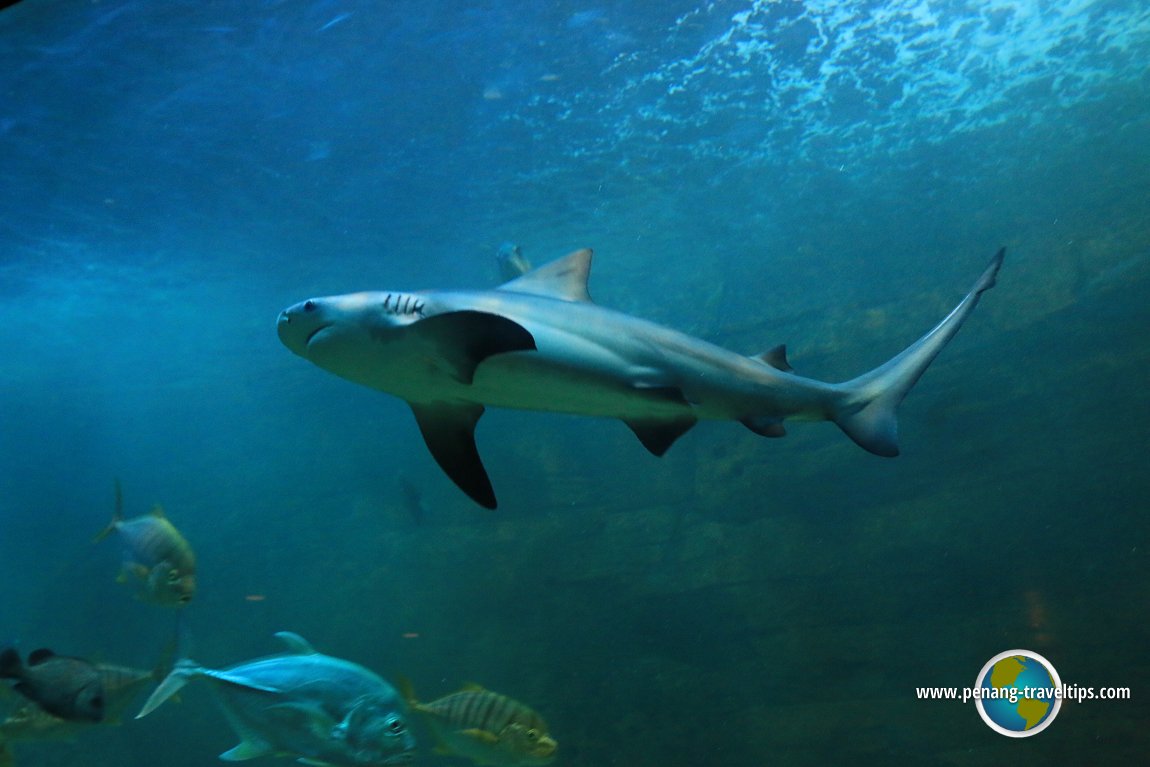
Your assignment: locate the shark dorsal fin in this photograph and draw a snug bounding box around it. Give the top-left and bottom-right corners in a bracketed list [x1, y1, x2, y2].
[497, 248, 593, 302]
[754, 344, 793, 373]
[273, 631, 318, 655]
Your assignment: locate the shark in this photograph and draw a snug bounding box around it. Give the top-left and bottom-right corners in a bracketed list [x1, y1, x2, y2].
[277, 247, 1003, 509]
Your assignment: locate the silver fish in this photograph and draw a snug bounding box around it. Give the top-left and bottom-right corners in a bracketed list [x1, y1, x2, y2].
[495, 242, 531, 282]
[137, 631, 415, 766]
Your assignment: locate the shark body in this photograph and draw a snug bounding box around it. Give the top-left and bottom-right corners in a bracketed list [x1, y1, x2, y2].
[277, 248, 1003, 508]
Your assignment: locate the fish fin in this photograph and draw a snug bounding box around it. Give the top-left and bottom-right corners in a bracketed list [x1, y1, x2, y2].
[460, 681, 487, 693]
[0, 648, 21, 678]
[410, 401, 497, 509]
[497, 248, 593, 302]
[396, 675, 419, 706]
[201, 669, 283, 694]
[136, 658, 201, 718]
[459, 728, 501, 745]
[26, 649, 56, 666]
[220, 739, 275, 761]
[273, 632, 317, 655]
[739, 415, 787, 438]
[93, 479, 126, 543]
[410, 310, 535, 385]
[835, 248, 1004, 456]
[753, 344, 794, 373]
[622, 415, 697, 456]
[150, 504, 167, 519]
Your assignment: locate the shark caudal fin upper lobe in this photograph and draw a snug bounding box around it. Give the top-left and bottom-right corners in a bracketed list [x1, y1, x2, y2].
[833, 248, 1004, 456]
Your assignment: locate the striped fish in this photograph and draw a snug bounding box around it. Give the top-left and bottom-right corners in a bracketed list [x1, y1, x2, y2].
[94, 480, 197, 607]
[402, 681, 556, 766]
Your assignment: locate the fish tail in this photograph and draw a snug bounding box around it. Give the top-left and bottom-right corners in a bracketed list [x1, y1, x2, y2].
[136, 612, 198, 719]
[93, 479, 126, 543]
[833, 248, 1003, 456]
[135, 658, 199, 719]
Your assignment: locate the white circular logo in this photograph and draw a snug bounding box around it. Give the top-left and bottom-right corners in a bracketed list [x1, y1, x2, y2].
[974, 649, 1062, 737]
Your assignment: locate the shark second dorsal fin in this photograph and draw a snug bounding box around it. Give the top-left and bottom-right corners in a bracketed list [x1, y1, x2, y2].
[497, 249, 593, 302]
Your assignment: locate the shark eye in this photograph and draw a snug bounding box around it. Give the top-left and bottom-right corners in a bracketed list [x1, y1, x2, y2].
[304, 300, 316, 312]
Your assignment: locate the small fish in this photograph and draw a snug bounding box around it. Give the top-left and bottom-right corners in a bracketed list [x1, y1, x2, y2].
[0, 649, 105, 723]
[137, 631, 415, 766]
[402, 681, 556, 766]
[94, 480, 197, 606]
[495, 242, 532, 282]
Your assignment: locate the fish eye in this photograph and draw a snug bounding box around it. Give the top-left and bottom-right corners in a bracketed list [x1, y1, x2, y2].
[304, 300, 316, 312]
[386, 716, 406, 734]
[92, 695, 104, 708]
[526, 729, 538, 741]
[166, 569, 181, 584]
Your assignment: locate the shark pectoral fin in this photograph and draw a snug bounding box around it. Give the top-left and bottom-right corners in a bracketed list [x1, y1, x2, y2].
[623, 415, 697, 456]
[410, 401, 498, 509]
[739, 415, 787, 438]
[414, 311, 536, 384]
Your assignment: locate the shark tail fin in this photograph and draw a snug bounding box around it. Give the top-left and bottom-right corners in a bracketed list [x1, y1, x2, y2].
[833, 248, 1004, 456]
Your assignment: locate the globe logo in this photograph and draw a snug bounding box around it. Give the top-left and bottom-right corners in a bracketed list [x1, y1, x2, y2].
[975, 649, 1062, 737]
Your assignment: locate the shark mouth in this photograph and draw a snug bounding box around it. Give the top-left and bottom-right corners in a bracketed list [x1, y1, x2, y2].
[305, 323, 333, 347]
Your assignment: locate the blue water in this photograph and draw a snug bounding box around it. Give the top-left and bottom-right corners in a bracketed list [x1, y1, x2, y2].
[2, 1, 1148, 765]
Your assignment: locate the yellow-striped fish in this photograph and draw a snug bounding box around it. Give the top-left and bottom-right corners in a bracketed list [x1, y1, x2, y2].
[94, 481, 196, 607]
[402, 681, 556, 767]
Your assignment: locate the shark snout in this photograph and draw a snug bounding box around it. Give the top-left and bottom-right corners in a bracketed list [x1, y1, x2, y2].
[277, 299, 330, 356]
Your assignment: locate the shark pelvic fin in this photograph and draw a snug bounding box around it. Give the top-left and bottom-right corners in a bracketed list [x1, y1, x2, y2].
[623, 415, 697, 456]
[739, 415, 787, 437]
[497, 248, 593, 302]
[414, 311, 536, 384]
[410, 401, 497, 509]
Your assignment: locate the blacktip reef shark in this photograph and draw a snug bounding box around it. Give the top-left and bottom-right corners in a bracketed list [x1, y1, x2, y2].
[278, 247, 1004, 509]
